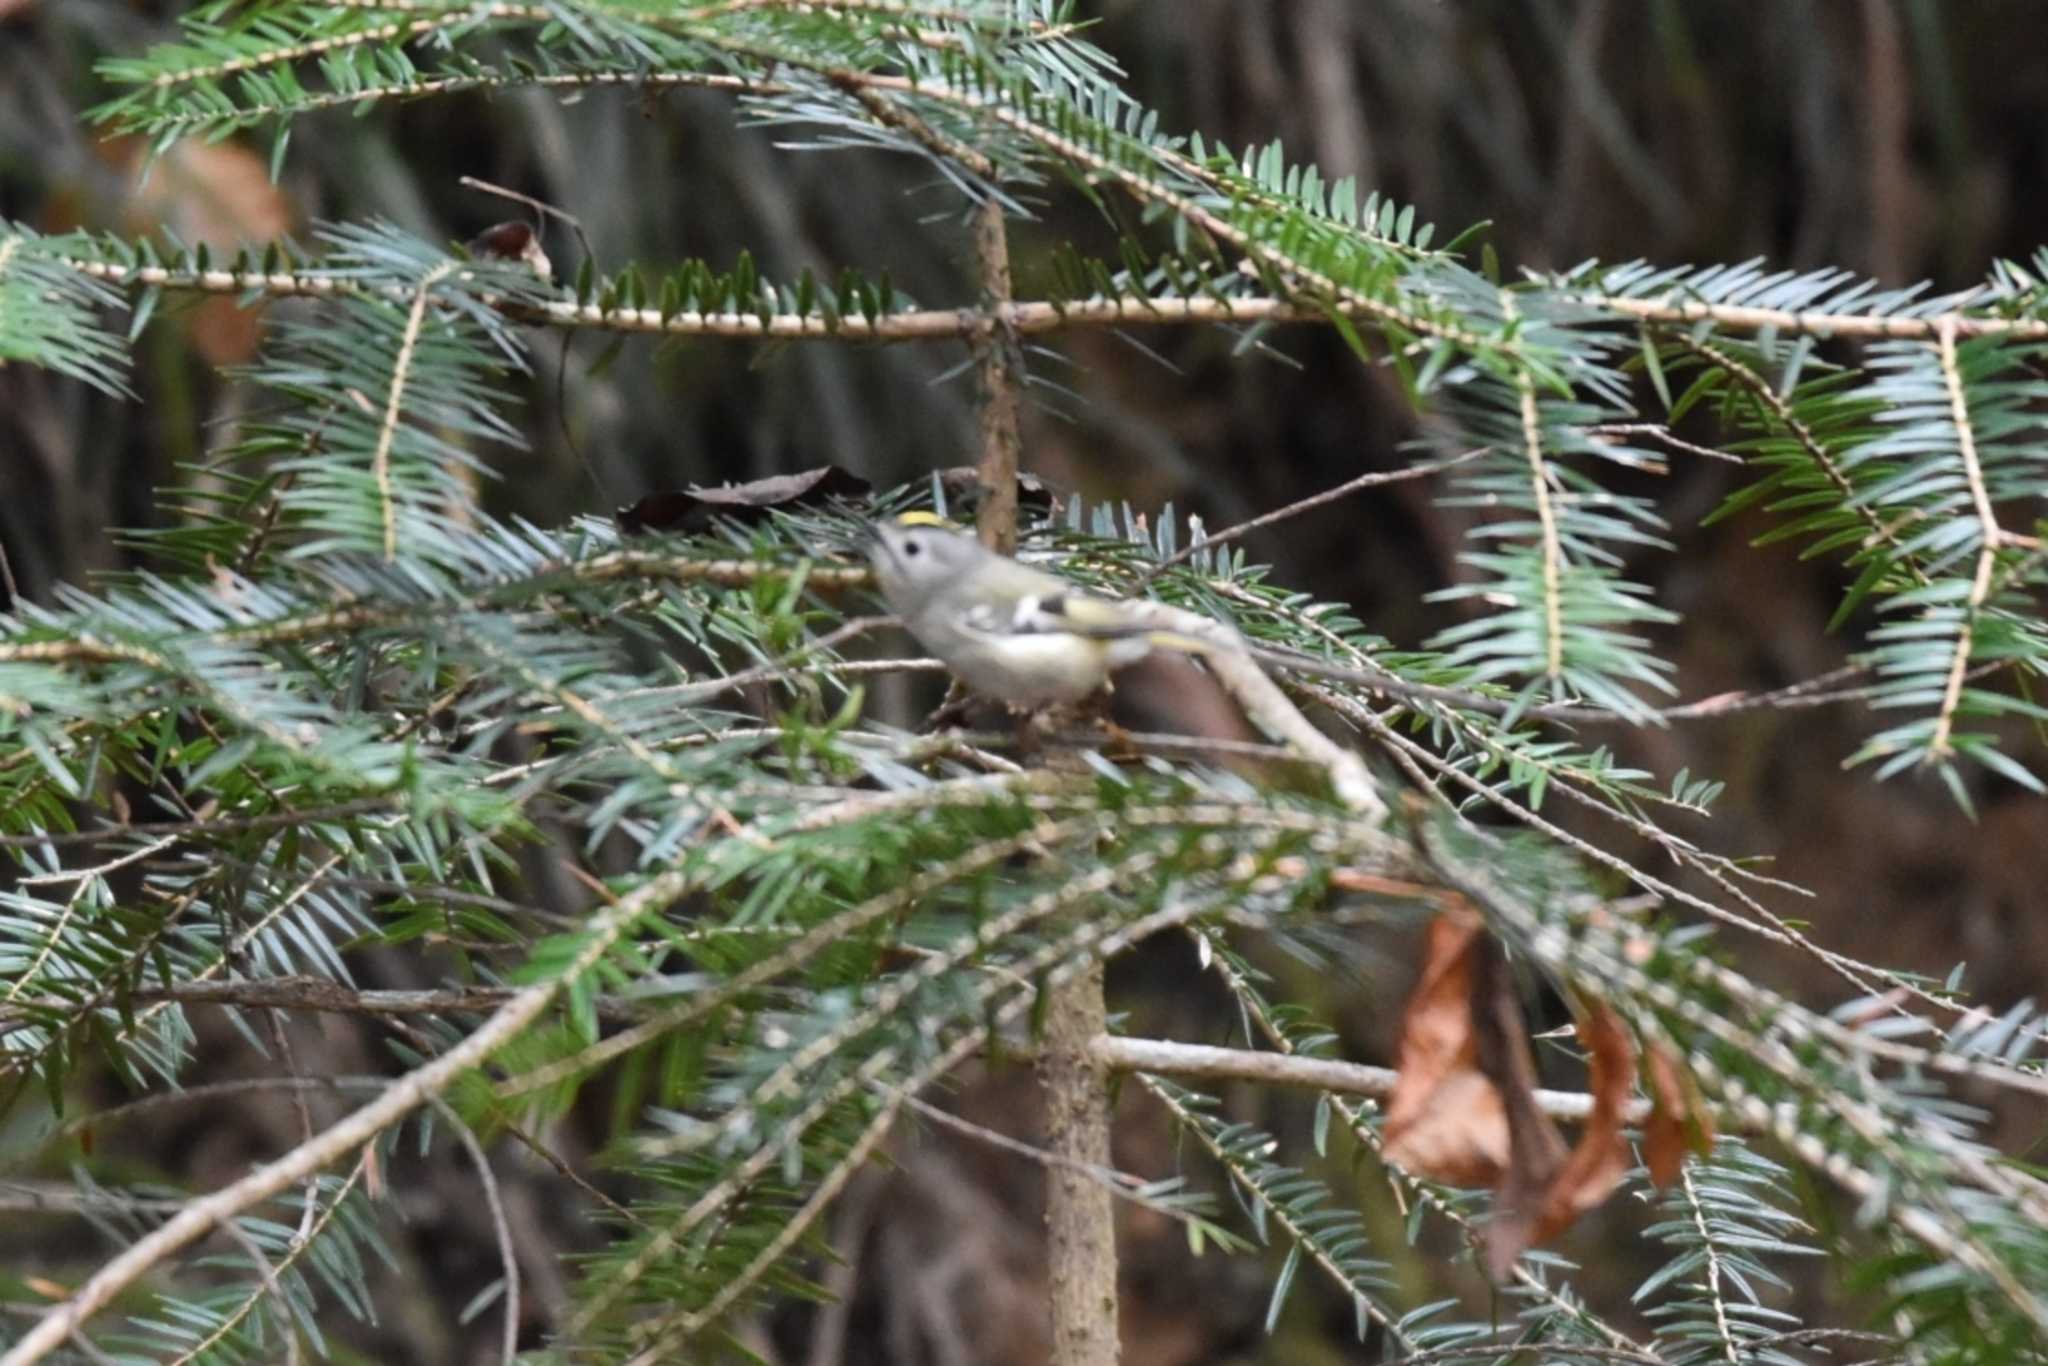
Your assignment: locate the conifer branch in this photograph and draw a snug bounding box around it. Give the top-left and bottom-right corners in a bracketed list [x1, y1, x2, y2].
[1595, 289, 2048, 341]
[1928, 317, 2000, 762]
[141, 9, 484, 90]
[490, 790, 1092, 1102]
[46, 247, 1413, 339]
[0, 863, 697, 1365]
[1135, 1074, 1413, 1350]
[162, 1155, 369, 1366]
[10, 6, 2048, 1357]
[1677, 1159, 1743, 1366]
[373, 261, 457, 560]
[625, 1087, 906, 1359]
[1504, 292, 1564, 681]
[1184, 928, 1646, 1352]
[569, 1049, 905, 1334]
[1676, 333, 1931, 584]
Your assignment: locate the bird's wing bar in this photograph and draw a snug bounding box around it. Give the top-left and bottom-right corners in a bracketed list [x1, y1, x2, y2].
[963, 593, 1214, 654]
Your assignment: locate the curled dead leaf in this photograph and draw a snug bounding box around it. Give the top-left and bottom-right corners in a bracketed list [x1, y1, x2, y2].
[1552, 997, 1636, 1229]
[1470, 943, 1571, 1280]
[1387, 909, 1690, 1281]
[466, 220, 554, 281]
[1643, 1041, 1716, 1186]
[1383, 908, 1510, 1187]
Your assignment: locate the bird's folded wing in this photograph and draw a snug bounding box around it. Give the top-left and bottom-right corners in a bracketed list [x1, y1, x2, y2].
[962, 591, 1217, 654]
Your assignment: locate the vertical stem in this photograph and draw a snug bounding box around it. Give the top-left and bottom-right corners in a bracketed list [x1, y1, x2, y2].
[969, 195, 1119, 1363]
[1041, 957, 1120, 1366]
[970, 197, 1021, 554]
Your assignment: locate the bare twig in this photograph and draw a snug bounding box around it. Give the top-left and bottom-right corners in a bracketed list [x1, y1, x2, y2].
[802, 1168, 884, 1366]
[260, 1008, 317, 1366]
[611, 616, 894, 709]
[0, 534, 18, 610]
[1092, 1035, 1653, 1126]
[458, 175, 593, 273]
[1584, 422, 1744, 464]
[0, 977, 637, 1029]
[1143, 447, 1486, 579]
[888, 1085, 1221, 1229]
[20, 1076, 381, 1161]
[429, 1099, 519, 1366]
[0, 797, 394, 851]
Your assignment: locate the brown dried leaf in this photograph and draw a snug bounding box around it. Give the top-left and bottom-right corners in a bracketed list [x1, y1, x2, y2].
[109, 135, 292, 364]
[1643, 1041, 1716, 1186]
[1387, 911, 1660, 1281]
[466, 220, 554, 280]
[185, 298, 265, 367]
[1383, 908, 1510, 1187]
[1483, 994, 1635, 1281]
[113, 136, 291, 251]
[1539, 998, 1636, 1229]
[1473, 947, 1569, 1278]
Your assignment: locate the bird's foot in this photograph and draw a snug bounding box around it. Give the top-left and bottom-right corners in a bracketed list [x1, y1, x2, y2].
[922, 680, 976, 732]
[1040, 690, 1137, 757]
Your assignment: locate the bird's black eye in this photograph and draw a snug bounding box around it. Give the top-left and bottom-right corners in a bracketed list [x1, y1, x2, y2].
[902, 538, 922, 557]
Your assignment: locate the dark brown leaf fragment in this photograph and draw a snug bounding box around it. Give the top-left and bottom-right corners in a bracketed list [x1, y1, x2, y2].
[1643, 1041, 1716, 1186]
[615, 465, 873, 535]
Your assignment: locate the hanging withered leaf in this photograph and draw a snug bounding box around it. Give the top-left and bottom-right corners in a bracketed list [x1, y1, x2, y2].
[1481, 993, 1634, 1281]
[1385, 907, 1709, 1282]
[615, 465, 873, 536]
[1643, 1040, 1716, 1185]
[1382, 907, 1511, 1186]
[465, 220, 553, 281]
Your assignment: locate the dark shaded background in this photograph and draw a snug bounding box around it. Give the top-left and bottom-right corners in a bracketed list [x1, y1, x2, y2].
[4, 2, 2046, 1361]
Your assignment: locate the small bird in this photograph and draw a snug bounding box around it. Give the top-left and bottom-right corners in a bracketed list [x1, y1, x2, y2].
[865, 515, 1209, 707]
[865, 514, 1388, 816]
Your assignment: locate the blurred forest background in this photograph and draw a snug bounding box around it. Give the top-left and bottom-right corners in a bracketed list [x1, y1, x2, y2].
[4, 2, 2047, 1362]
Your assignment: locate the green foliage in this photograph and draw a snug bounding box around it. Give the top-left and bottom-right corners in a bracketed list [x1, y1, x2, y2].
[0, 227, 131, 396]
[3, 2, 2048, 1363]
